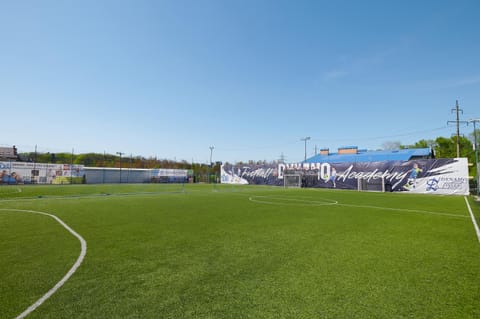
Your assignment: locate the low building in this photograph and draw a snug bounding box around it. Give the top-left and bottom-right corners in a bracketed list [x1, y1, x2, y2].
[0, 146, 18, 161]
[304, 147, 433, 163]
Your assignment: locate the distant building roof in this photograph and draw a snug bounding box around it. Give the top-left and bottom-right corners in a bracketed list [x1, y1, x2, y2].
[0, 146, 18, 160]
[304, 148, 432, 163]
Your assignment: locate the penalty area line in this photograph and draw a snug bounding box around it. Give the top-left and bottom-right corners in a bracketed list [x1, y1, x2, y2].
[464, 196, 480, 243]
[0, 208, 87, 319]
[337, 203, 469, 219]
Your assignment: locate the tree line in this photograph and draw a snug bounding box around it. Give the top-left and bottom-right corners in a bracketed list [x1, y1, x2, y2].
[18, 129, 480, 177]
[18, 152, 222, 178]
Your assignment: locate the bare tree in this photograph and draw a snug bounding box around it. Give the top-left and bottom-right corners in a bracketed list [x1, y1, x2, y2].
[381, 141, 402, 150]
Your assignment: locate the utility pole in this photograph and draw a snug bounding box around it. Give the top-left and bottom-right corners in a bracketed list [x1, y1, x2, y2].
[300, 137, 311, 161]
[447, 100, 467, 158]
[116, 151, 124, 183]
[469, 118, 480, 196]
[279, 152, 286, 163]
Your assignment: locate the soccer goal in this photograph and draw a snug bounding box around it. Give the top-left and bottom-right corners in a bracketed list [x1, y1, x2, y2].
[357, 177, 386, 192]
[284, 174, 302, 188]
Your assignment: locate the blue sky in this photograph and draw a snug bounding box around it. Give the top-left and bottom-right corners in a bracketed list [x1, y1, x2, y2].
[1, 0, 479, 163]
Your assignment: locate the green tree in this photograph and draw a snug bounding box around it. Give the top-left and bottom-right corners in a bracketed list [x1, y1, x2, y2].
[404, 136, 475, 177]
[434, 136, 473, 159]
[433, 136, 475, 177]
[400, 139, 435, 149]
[413, 139, 435, 149]
[469, 129, 480, 147]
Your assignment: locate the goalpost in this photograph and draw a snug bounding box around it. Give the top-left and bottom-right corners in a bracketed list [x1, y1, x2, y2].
[357, 176, 386, 192]
[284, 174, 302, 188]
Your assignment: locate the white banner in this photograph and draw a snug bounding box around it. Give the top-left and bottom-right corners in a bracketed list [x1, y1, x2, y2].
[0, 162, 85, 184]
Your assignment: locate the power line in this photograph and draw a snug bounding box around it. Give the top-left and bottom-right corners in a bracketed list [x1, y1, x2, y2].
[310, 126, 450, 143]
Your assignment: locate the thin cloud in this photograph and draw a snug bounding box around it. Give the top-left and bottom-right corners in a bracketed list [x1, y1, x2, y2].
[416, 75, 480, 90]
[320, 42, 409, 83]
[322, 70, 349, 81]
[444, 76, 480, 88]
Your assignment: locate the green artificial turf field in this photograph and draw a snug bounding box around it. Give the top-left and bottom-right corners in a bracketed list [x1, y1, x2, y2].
[1, 184, 479, 318]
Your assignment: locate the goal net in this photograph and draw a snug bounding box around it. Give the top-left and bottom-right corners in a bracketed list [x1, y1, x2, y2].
[357, 177, 385, 192]
[284, 174, 302, 188]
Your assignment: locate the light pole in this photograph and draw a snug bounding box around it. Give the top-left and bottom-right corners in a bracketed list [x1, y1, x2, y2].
[209, 146, 214, 165]
[301, 137, 311, 161]
[71, 148, 74, 184]
[468, 119, 480, 195]
[33, 144, 37, 184]
[103, 151, 106, 184]
[116, 152, 124, 183]
[209, 146, 214, 184]
[128, 153, 132, 183]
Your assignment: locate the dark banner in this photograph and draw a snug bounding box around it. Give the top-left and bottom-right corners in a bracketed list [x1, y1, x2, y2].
[221, 158, 469, 195]
[221, 163, 283, 186]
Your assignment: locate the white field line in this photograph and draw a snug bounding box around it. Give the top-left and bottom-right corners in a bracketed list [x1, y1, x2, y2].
[0, 187, 22, 194]
[0, 209, 87, 319]
[249, 196, 338, 206]
[248, 195, 468, 219]
[0, 190, 186, 203]
[464, 196, 480, 242]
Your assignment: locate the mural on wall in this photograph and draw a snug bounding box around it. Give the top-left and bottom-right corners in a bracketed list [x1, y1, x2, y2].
[0, 162, 84, 184]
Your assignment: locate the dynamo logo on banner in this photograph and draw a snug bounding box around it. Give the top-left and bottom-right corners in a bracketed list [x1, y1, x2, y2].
[426, 178, 439, 192]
